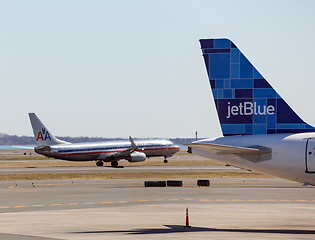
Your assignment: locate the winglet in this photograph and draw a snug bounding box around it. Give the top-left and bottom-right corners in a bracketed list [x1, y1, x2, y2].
[129, 136, 138, 151]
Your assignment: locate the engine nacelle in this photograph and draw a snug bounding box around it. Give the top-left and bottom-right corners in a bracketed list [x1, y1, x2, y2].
[126, 152, 146, 162]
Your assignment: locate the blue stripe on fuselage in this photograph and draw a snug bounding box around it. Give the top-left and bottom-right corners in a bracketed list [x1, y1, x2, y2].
[54, 140, 176, 155]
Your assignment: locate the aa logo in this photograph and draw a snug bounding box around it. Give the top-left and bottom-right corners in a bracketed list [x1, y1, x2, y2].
[36, 128, 51, 141]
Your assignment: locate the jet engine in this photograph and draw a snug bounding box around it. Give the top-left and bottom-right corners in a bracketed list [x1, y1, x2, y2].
[126, 152, 146, 162]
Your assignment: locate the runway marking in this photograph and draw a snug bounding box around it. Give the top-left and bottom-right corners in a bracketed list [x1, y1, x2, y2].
[2, 198, 315, 211]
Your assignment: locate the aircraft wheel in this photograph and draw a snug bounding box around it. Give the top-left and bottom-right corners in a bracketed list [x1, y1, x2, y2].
[164, 159, 168, 164]
[111, 161, 118, 167]
[96, 160, 104, 167]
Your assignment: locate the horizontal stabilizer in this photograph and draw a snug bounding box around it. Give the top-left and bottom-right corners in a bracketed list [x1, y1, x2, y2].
[186, 142, 271, 155]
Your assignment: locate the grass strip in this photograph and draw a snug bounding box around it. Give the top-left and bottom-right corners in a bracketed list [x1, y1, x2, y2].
[0, 171, 272, 181]
[0, 159, 225, 168]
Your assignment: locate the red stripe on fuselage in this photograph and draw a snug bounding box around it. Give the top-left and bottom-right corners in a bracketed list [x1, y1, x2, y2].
[59, 147, 180, 156]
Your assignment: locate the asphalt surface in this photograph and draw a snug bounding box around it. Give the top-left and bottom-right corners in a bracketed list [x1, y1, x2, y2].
[0, 165, 247, 174]
[1, 178, 315, 240]
[1, 153, 314, 239]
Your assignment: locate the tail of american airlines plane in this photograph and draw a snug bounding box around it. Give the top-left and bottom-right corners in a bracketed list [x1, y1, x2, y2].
[29, 113, 70, 147]
[200, 38, 315, 136]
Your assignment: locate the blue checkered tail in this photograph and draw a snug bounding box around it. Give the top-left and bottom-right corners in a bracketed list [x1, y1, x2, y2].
[200, 38, 315, 136]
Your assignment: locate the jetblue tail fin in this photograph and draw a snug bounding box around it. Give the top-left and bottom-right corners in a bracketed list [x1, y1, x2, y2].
[28, 113, 70, 147]
[200, 39, 314, 136]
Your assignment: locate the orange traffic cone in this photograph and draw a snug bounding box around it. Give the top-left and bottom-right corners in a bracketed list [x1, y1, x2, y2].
[185, 207, 191, 227]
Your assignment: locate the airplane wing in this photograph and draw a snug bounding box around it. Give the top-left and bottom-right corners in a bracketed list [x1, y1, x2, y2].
[108, 136, 138, 160]
[186, 143, 271, 155]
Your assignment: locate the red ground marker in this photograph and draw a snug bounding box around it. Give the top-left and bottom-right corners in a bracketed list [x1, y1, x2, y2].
[185, 207, 191, 227]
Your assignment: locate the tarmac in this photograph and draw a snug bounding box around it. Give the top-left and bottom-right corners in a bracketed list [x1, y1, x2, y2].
[0, 177, 315, 240]
[0, 165, 247, 174]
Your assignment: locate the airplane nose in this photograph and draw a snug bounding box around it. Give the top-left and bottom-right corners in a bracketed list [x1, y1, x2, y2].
[173, 145, 180, 153]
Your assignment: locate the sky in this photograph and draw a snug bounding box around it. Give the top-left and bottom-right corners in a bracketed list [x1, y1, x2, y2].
[1, 0, 315, 139]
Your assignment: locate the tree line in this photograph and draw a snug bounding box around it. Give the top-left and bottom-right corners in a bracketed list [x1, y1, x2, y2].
[0, 133, 195, 146]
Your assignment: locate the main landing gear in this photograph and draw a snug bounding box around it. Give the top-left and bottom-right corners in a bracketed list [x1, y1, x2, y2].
[96, 160, 104, 167]
[164, 157, 168, 164]
[95, 160, 119, 167]
[111, 160, 118, 167]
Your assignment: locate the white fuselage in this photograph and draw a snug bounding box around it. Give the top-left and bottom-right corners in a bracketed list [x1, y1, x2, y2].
[191, 133, 315, 185]
[36, 139, 180, 162]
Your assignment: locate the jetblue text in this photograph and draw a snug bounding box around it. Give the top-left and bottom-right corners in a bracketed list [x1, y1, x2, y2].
[227, 102, 275, 119]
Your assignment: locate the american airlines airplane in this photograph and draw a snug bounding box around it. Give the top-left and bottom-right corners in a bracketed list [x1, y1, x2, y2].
[29, 113, 180, 167]
[187, 38, 315, 185]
